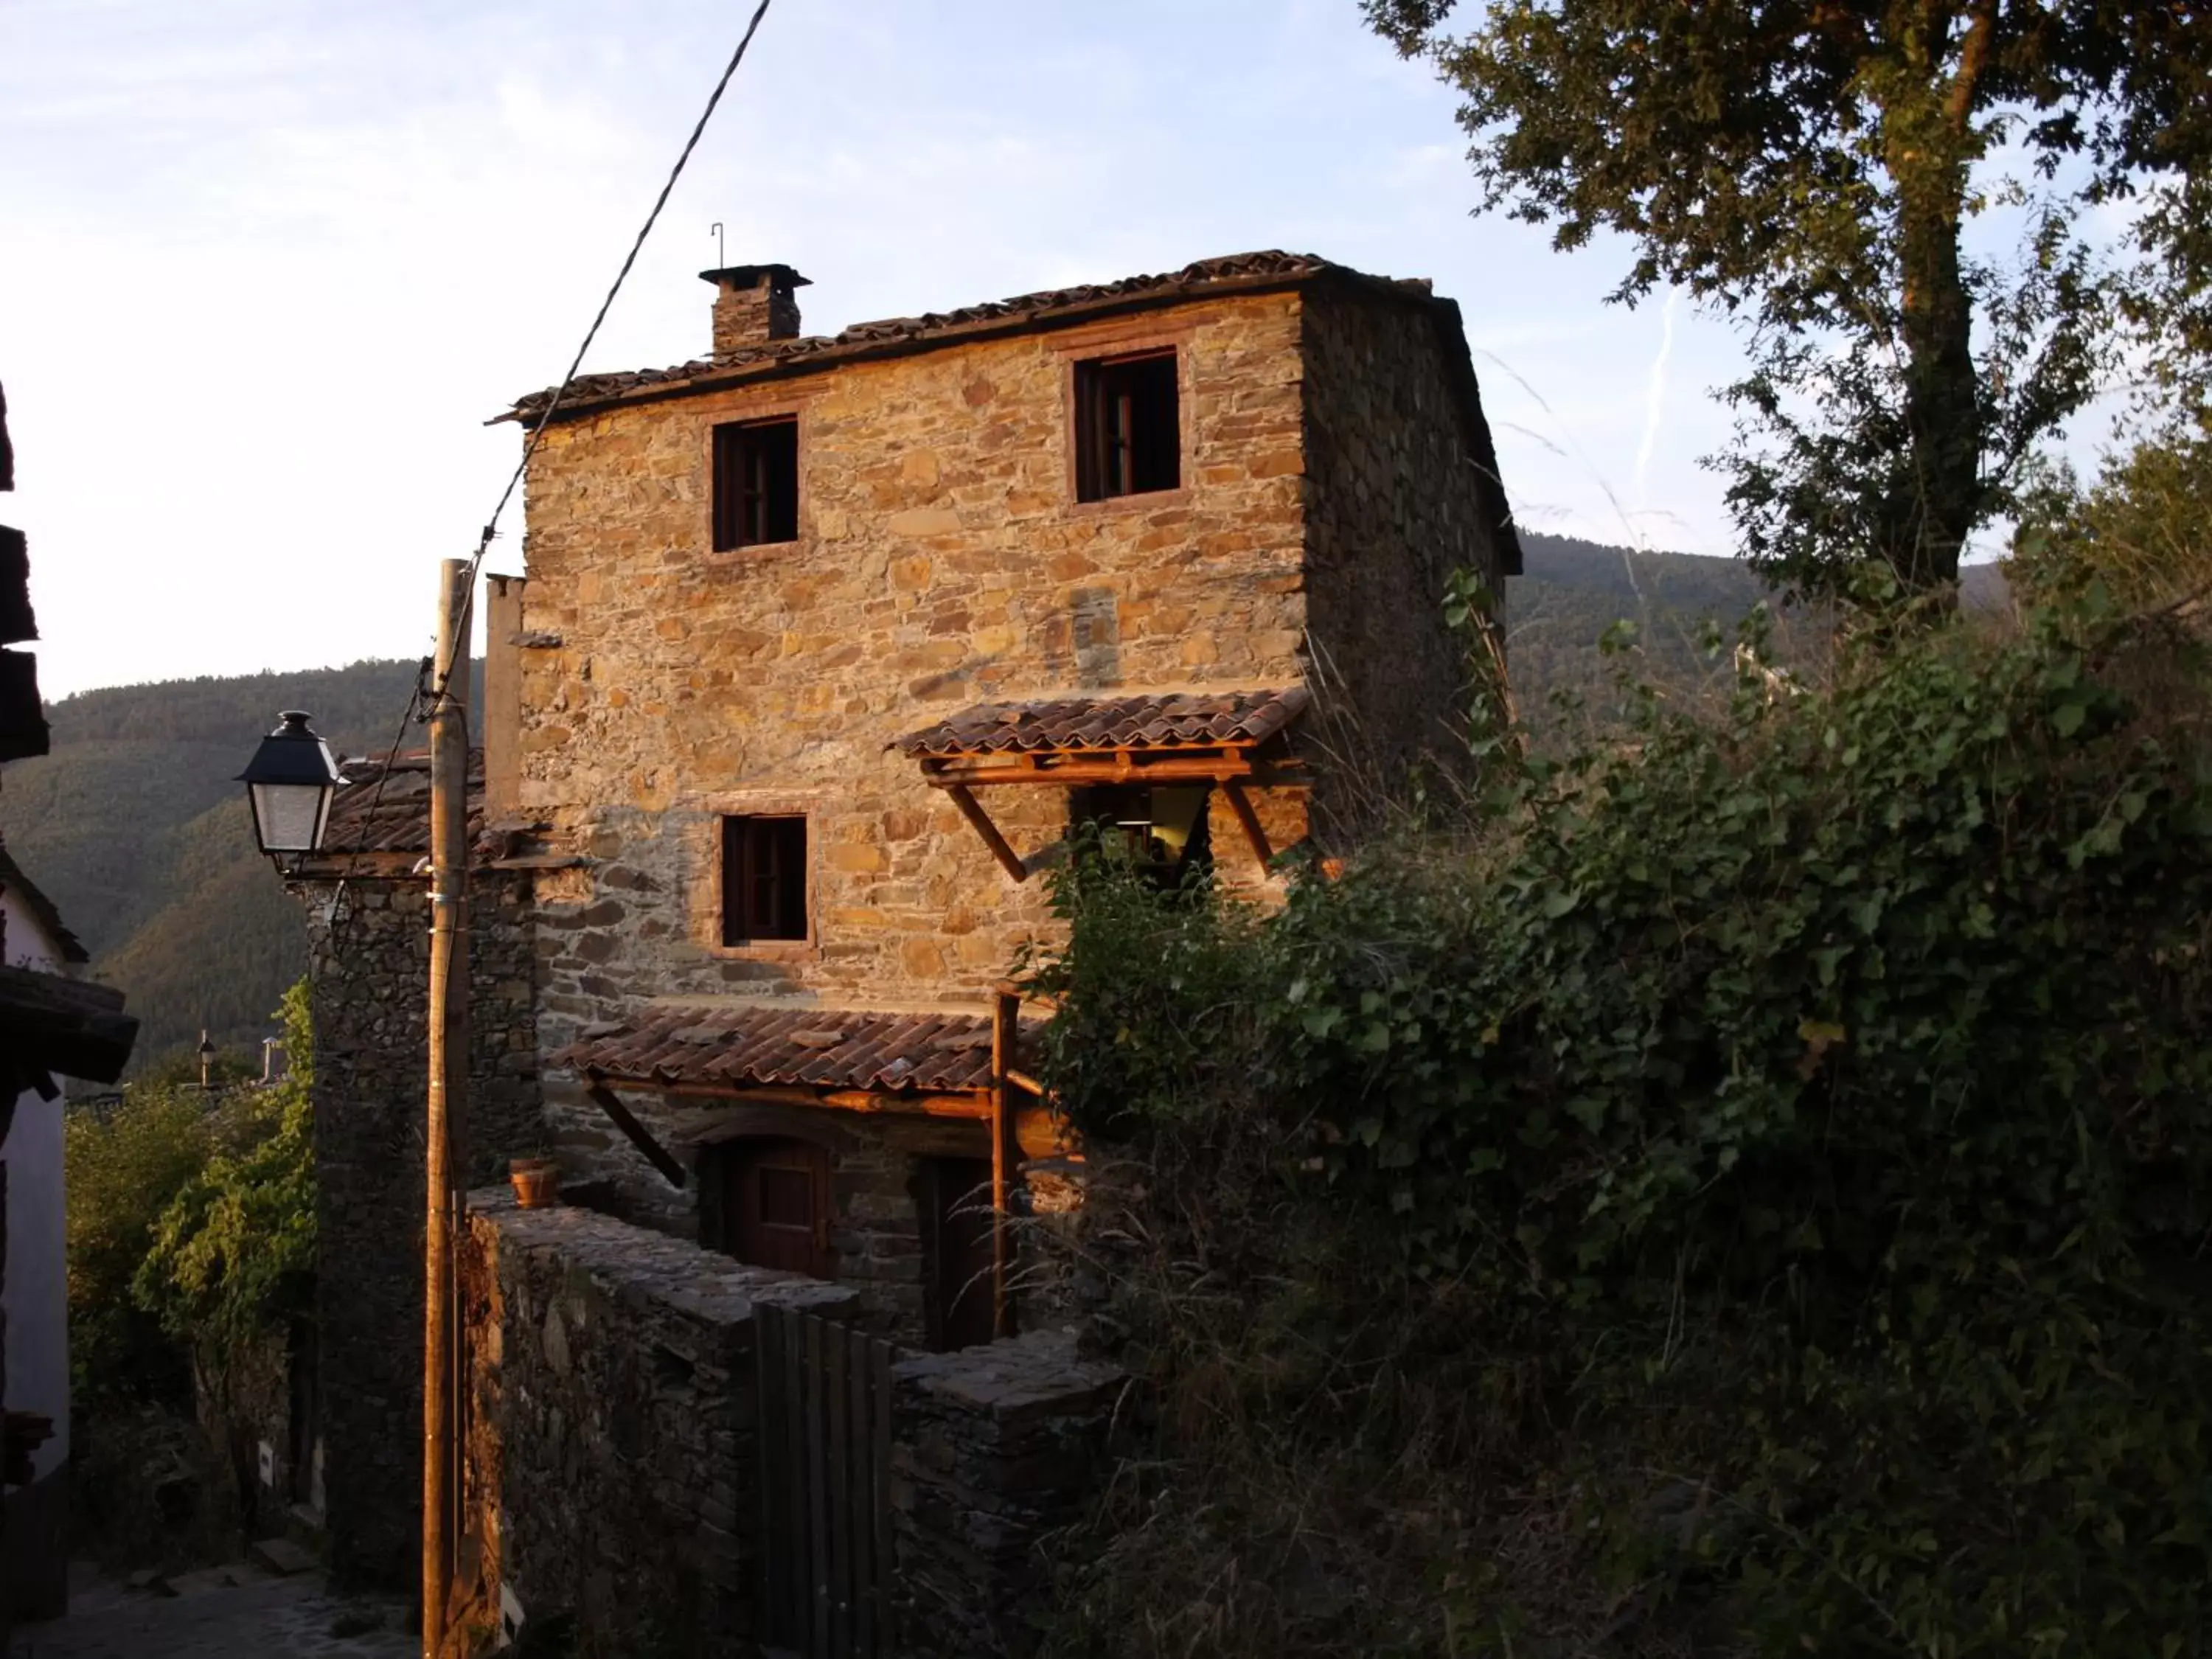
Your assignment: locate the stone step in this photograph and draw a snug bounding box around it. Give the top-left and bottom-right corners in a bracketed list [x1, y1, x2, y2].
[283, 1499, 330, 1556]
[251, 1536, 319, 1577]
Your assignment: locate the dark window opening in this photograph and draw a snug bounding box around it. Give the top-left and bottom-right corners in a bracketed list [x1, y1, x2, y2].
[1074, 350, 1180, 501]
[1068, 783, 1212, 888]
[721, 815, 808, 944]
[712, 416, 799, 549]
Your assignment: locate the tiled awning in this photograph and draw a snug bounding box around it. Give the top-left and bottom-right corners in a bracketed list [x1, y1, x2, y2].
[891, 687, 1310, 881]
[893, 686, 1308, 761]
[557, 1003, 1014, 1097]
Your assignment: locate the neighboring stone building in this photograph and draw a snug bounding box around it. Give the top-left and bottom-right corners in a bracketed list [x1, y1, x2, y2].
[0, 381, 139, 1633]
[284, 746, 545, 1586]
[284, 249, 1520, 1595]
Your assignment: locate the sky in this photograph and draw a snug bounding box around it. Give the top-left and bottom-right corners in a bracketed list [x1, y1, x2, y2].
[0, 0, 2049, 699]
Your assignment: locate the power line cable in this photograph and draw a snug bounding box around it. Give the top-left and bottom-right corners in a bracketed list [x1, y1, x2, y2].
[321, 0, 776, 922]
[431, 0, 777, 700]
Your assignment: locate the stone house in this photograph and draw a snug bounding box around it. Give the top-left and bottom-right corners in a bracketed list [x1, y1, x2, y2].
[285, 248, 1519, 1593]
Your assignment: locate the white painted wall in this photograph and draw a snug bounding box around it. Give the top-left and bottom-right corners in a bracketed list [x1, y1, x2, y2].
[3, 883, 71, 1481]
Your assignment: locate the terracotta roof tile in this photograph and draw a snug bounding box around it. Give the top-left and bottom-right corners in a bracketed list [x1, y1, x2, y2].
[893, 686, 1308, 759]
[497, 247, 1522, 577]
[557, 1004, 1015, 1096]
[320, 749, 484, 858]
[507, 251, 1343, 422]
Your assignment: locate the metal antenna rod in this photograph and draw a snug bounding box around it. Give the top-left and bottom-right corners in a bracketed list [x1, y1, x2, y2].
[711, 220, 726, 267]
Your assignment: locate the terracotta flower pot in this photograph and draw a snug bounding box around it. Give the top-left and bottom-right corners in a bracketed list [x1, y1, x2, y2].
[509, 1158, 560, 1209]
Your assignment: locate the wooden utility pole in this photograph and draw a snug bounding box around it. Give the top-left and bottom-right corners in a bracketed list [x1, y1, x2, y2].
[422, 557, 470, 1658]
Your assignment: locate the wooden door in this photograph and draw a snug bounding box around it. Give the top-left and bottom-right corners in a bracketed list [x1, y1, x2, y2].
[919, 1157, 997, 1352]
[721, 1137, 835, 1279]
[756, 1305, 901, 1657]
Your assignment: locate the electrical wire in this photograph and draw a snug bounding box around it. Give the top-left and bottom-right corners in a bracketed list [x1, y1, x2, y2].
[321, 0, 776, 922]
[429, 0, 777, 703]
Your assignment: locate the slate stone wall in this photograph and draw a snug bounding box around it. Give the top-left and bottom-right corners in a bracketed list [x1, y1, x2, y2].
[889, 1330, 1130, 1658]
[461, 1190, 858, 1657]
[463, 1194, 1130, 1659]
[512, 290, 1316, 1220]
[300, 870, 542, 1586]
[1299, 277, 1506, 837]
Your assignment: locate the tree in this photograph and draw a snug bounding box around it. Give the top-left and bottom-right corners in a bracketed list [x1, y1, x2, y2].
[1365, 1, 2211, 597]
[2014, 428, 2212, 610]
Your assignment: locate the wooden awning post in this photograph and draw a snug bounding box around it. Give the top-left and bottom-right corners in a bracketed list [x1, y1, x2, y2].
[990, 985, 1020, 1340]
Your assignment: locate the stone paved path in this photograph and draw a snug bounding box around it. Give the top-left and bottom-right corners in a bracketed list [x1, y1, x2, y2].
[11, 1561, 413, 1658]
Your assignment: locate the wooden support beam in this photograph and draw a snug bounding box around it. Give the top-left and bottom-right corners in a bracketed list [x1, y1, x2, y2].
[0, 964, 137, 1084]
[1015, 1105, 1079, 1161]
[1220, 778, 1274, 868]
[586, 1084, 689, 1188]
[990, 987, 1020, 1340]
[1005, 1069, 1047, 1098]
[945, 783, 1029, 883]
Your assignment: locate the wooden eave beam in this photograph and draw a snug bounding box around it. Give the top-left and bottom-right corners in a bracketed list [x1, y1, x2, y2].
[583, 1073, 993, 1121]
[919, 751, 1259, 787]
[0, 964, 137, 1084]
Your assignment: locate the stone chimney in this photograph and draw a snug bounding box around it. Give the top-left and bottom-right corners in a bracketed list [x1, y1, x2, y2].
[483, 572, 526, 818]
[700, 263, 810, 360]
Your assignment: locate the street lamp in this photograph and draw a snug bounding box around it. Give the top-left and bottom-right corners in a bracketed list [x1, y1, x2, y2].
[237, 711, 347, 860]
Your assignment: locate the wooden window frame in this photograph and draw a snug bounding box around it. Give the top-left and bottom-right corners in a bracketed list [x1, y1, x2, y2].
[1073, 349, 1180, 502]
[711, 413, 802, 552]
[1056, 322, 1194, 514]
[719, 813, 811, 946]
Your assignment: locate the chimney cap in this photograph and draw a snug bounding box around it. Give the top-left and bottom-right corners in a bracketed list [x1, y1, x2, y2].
[699, 263, 813, 293]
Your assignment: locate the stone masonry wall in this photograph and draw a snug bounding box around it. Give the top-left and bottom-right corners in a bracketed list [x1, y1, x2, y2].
[461, 1190, 858, 1657]
[300, 869, 541, 1586]
[889, 1330, 1130, 1657]
[516, 291, 1316, 1217]
[462, 1192, 1130, 1659]
[1299, 279, 1505, 837]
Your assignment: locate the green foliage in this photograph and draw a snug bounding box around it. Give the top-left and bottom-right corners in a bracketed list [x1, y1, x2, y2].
[65, 1088, 212, 1406]
[1365, 0, 2212, 595]
[134, 981, 318, 1374]
[1033, 597, 2212, 1654]
[65, 980, 319, 1422]
[2015, 431, 2212, 613]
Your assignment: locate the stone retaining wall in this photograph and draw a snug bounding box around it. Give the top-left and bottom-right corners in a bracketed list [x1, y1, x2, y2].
[462, 1189, 855, 1657]
[890, 1331, 1130, 1658]
[465, 1192, 1131, 1658]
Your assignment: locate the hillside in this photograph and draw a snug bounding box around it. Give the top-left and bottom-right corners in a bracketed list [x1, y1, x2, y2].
[0, 660, 443, 1070]
[0, 540, 2006, 1073]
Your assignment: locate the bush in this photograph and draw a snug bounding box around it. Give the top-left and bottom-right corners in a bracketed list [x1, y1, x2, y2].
[66, 1088, 210, 1407]
[1030, 599, 2212, 1657]
[135, 981, 316, 1402]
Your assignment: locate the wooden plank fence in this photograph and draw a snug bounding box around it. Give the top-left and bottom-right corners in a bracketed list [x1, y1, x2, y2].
[756, 1304, 901, 1659]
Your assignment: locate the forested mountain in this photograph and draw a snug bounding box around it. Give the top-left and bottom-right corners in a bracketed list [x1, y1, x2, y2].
[1, 540, 2006, 1073]
[0, 661, 437, 1070]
